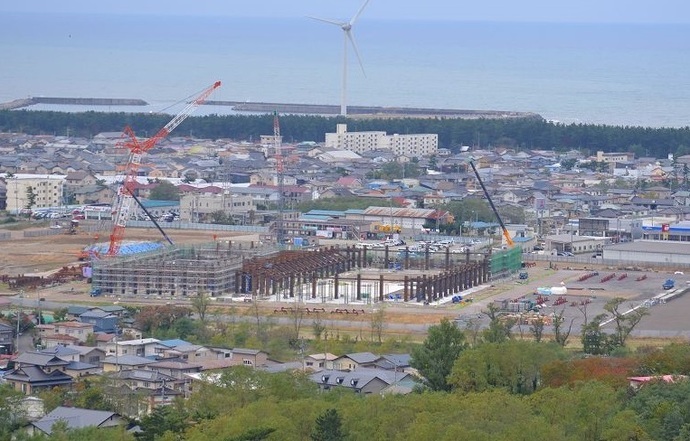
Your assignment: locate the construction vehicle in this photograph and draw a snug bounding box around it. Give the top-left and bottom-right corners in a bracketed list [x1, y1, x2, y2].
[373, 223, 402, 234]
[468, 160, 514, 247]
[107, 81, 221, 256]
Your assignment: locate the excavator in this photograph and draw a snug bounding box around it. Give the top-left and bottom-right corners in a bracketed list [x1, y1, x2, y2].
[468, 160, 514, 247]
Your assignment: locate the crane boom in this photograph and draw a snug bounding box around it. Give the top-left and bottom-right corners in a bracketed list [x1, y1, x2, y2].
[107, 81, 221, 256]
[469, 160, 514, 247]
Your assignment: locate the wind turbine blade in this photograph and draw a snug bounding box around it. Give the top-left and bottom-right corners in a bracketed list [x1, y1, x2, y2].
[350, 0, 372, 26]
[347, 30, 366, 77]
[307, 16, 347, 27]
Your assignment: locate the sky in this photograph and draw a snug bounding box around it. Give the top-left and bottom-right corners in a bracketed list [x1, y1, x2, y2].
[2, 0, 690, 24]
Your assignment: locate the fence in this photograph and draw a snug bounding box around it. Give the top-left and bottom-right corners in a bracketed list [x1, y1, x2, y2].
[523, 253, 690, 271]
[108, 220, 268, 234]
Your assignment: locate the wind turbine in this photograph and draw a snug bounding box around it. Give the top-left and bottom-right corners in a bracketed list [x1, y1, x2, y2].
[309, 0, 371, 116]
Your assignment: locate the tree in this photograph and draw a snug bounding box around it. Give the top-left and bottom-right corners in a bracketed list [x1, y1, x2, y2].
[137, 401, 188, 441]
[182, 169, 199, 184]
[448, 341, 565, 394]
[311, 408, 346, 441]
[210, 210, 234, 225]
[529, 316, 546, 343]
[560, 158, 578, 170]
[312, 312, 326, 340]
[604, 297, 648, 348]
[226, 428, 276, 441]
[369, 307, 386, 344]
[552, 307, 574, 347]
[482, 303, 514, 343]
[25, 186, 36, 210]
[53, 307, 68, 322]
[148, 180, 180, 201]
[410, 318, 467, 391]
[581, 313, 611, 355]
[0, 384, 26, 440]
[192, 292, 212, 323]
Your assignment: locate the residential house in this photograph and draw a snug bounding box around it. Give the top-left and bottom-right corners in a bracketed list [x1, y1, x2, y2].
[78, 309, 118, 333]
[113, 338, 167, 358]
[36, 321, 94, 347]
[303, 353, 338, 371]
[332, 352, 380, 371]
[69, 346, 107, 365]
[146, 359, 203, 380]
[72, 185, 115, 205]
[158, 344, 215, 362]
[4, 352, 73, 394]
[107, 369, 182, 416]
[35, 347, 100, 378]
[27, 406, 126, 436]
[0, 322, 14, 354]
[101, 355, 158, 372]
[310, 367, 410, 394]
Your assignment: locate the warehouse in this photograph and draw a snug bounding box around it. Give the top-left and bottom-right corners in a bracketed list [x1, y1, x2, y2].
[603, 240, 690, 266]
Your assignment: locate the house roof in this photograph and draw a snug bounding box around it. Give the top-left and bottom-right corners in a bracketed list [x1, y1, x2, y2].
[38, 346, 81, 357]
[310, 368, 409, 390]
[338, 352, 380, 364]
[111, 368, 176, 382]
[3, 365, 73, 384]
[102, 355, 157, 366]
[16, 352, 70, 367]
[147, 360, 203, 370]
[158, 339, 192, 348]
[31, 406, 119, 435]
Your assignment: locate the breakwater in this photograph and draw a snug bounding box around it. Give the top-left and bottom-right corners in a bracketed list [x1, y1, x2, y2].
[204, 100, 542, 120]
[0, 97, 148, 110]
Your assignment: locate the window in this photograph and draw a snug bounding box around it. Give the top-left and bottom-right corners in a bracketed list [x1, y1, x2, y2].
[243, 359, 253, 366]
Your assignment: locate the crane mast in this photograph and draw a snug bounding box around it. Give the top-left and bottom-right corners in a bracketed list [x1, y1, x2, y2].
[273, 111, 285, 244]
[107, 81, 221, 256]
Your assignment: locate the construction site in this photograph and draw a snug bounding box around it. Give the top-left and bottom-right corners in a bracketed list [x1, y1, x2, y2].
[88, 240, 522, 305]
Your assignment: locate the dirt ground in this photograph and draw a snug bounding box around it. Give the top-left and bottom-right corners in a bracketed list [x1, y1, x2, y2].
[0, 225, 254, 276]
[1, 227, 689, 341]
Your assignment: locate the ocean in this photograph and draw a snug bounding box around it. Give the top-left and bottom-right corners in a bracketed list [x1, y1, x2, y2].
[1, 12, 690, 128]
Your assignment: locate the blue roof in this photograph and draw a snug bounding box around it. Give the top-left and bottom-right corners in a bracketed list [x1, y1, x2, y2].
[306, 210, 346, 217]
[140, 200, 179, 208]
[300, 215, 333, 221]
[89, 241, 164, 256]
[159, 339, 192, 348]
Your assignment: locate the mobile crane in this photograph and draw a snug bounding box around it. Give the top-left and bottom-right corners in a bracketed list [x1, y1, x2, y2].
[106, 81, 221, 256]
[469, 160, 514, 247]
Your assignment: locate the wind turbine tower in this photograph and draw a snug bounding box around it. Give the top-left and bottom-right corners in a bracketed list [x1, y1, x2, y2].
[309, 0, 371, 116]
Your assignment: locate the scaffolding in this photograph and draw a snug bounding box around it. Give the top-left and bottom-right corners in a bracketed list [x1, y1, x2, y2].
[91, 241, 277, 298]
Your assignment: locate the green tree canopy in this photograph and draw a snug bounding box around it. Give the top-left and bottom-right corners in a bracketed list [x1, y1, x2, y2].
[410, 318, 467, 391]
[148, 180, 180, 201]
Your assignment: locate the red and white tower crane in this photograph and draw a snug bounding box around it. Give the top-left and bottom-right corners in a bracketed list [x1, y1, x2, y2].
[106, 81, 221, 256]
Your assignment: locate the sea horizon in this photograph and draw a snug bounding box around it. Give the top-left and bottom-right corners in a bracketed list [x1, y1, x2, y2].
[2, 12, 690, 128]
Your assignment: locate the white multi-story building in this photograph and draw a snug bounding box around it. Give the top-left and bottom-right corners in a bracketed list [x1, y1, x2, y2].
[180, 191, 255, 223]
[325, 124, 438, 157]
[5, 174, 65, 214]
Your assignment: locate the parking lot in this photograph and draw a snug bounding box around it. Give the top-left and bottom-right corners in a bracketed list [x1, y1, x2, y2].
[453, 264, 687, 339]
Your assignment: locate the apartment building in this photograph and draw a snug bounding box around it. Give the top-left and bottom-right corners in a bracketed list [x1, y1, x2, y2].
[179, 191, 255, 222]
[5, 175, 65, 214]
[325, 124, 438, 157]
